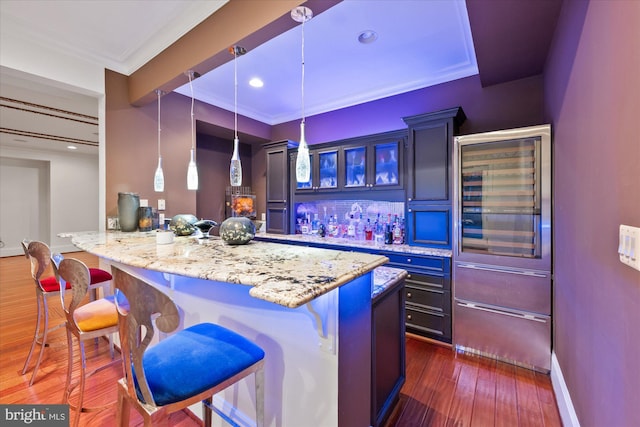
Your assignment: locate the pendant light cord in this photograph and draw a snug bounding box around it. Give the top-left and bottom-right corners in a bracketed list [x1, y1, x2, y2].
[301, 17, 306, 127]
[156, 90, 161, 157]
[234, 47, 238, 140]
[188, 71, 195, 151]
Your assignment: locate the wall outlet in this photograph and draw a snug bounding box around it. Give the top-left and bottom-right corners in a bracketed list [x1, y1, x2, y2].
[158, 199, 165, 210]
[140, 199, 149, 207]
[618, 224, 639, 271]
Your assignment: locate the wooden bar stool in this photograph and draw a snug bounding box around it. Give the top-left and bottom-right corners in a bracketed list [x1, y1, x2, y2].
[21, 240, 114, 386]
[111, 266, 265, 427]
[57, 257, 121, 427]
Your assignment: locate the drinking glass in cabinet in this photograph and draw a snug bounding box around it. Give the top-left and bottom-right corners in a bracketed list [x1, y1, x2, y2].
[345, 146, 366, 187]
[319, 151, 337, 188]
[375, 142, 399, 185]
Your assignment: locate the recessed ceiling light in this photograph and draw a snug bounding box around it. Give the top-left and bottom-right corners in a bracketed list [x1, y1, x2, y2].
[358, 30, 378, 44]
[67, 145, 78, 150]
[249, 78, 264, 88]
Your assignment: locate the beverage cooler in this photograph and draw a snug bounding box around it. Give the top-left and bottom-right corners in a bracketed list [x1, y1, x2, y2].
[452, 124, 552, 372]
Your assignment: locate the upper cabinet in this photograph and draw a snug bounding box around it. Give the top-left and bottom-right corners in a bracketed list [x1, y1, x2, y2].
[295, 147, 339, 193]
[403, 107, 466, 248]
[343, 132, 405, 192]
[403, 107, 466, 204]
[293, 130, 406, 196]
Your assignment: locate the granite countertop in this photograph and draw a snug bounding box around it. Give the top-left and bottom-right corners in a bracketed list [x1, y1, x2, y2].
[254, 232, 452, 257]
[372, 266, 408, 300]
[65, 231, 391, 309]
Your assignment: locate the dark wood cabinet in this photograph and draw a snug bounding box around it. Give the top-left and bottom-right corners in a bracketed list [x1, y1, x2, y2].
[371, 274, 405, 427]
[342, 131, 405, 192]
[264, 140, 295, 234]
[380, 251, 452, 343]
[292, 130, 406, 197]
[294, 147, 340, 193]
[403, 107, 465, 248]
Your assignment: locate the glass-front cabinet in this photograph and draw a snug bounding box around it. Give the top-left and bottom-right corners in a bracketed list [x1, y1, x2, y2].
[295, 148, 339, 193]
[343, 132, 404, 192]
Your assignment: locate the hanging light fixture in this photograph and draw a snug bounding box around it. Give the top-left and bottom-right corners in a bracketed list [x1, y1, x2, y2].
[186, 70, 199, 190]
[292, 6, 313, 183]
[229, 45, 247, 187]
[153, 89, 165, 192]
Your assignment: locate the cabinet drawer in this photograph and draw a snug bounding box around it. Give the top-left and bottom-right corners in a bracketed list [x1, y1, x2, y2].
[405, 287, 450, 315]
[405, 272, 450, 291]
[383, 253, 447, 273]
[405, 305, 451, 341]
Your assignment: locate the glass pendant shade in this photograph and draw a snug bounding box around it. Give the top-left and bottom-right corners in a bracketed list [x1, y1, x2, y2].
[295, 121, 311, 183]
[187, 148, 198, 190]
[230, 137, 242, 186]
[154, 157, 164, 192]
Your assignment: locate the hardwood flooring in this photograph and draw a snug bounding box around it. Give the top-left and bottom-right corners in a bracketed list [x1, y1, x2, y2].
[0, 252, 561, 426]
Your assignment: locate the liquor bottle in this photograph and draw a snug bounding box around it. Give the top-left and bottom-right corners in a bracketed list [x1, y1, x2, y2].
[393, 215, 403, 244]
[384, 223, 393, 244]
[364, 218, 373, 241]
[347, 214, 356, 238]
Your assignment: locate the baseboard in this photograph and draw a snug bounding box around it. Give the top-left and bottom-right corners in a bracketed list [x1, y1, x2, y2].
[551, 351, 581, 427]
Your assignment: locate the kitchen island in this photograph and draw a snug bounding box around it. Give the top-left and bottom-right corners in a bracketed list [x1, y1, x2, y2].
[66, 231, 405, 427]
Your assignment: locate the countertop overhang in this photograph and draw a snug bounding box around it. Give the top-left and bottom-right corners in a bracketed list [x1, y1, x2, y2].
[65, 231, 391, 308]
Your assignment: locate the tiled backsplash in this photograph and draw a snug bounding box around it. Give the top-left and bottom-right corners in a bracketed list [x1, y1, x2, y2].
[294, 199, 405, 242]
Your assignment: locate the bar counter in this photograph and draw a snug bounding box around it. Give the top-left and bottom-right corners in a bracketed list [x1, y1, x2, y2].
[64, 231, 406, 427]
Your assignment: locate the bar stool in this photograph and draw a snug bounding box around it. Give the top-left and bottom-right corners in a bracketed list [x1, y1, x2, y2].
[21, 240, 114, 386]
[111, 266, 265, 427]
[57, 257, 121, 427]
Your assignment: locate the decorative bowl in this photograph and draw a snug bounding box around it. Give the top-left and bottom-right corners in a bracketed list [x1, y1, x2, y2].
[219, 217, 256, 245]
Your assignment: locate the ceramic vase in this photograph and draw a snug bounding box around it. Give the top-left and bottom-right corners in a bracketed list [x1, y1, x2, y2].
[118, 192, 140, 232]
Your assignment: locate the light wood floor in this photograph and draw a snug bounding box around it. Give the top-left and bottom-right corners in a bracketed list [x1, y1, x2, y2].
[0, 252, 562, 426]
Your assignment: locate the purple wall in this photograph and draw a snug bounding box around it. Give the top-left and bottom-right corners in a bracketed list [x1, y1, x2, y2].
[545, 1, 640, 425]
[271, 74, 545, 144]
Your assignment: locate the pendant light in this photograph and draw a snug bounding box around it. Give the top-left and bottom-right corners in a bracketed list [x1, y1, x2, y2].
[186, 70, 199, 190]
[229, 45, 246, 187]
[292, 6, 313, 184]
[153, 89, 165, 192]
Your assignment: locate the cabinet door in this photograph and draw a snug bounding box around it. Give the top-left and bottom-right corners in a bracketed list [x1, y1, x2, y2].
[343, 138, 404, 191]
[266, 146, 288, 203]
[406, 204, 451, 248]
[344, 144, 368, 189]
[407, 121, 450, 202]
[372, 140, 403, 190]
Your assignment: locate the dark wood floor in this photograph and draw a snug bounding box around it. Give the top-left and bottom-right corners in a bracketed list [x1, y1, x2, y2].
[0, 252, 562, 426]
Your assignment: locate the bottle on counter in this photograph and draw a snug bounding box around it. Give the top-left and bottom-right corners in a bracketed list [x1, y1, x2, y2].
[384, 223, 393, 244]
[347, 214, 356, 238]
[393, 215, 403, 244]
[364, 218, 373, 241]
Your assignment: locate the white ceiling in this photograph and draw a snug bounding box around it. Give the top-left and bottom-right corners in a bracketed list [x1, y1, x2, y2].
[0, 0, 478, 151]
[176, 0, 478, 125]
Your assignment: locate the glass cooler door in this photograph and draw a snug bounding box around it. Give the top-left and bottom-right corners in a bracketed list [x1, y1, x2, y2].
[459, 137, 542, 259]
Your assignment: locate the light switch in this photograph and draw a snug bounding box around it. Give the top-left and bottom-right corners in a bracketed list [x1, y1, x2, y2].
[619, 224, 640, 271]
[158, 199, 165, 210]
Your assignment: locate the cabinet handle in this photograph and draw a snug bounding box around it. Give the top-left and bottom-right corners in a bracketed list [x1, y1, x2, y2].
[407, 258, 412, 263]
[408, 209, 412, 213]
[407, 274, 412, 279]
[407, 314, 412, 320]
[407, 292, 412, 298]
[408, 197, 412, 201]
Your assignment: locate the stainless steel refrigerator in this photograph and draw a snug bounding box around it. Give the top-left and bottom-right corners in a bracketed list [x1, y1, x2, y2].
[452, 124, 552, 372]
